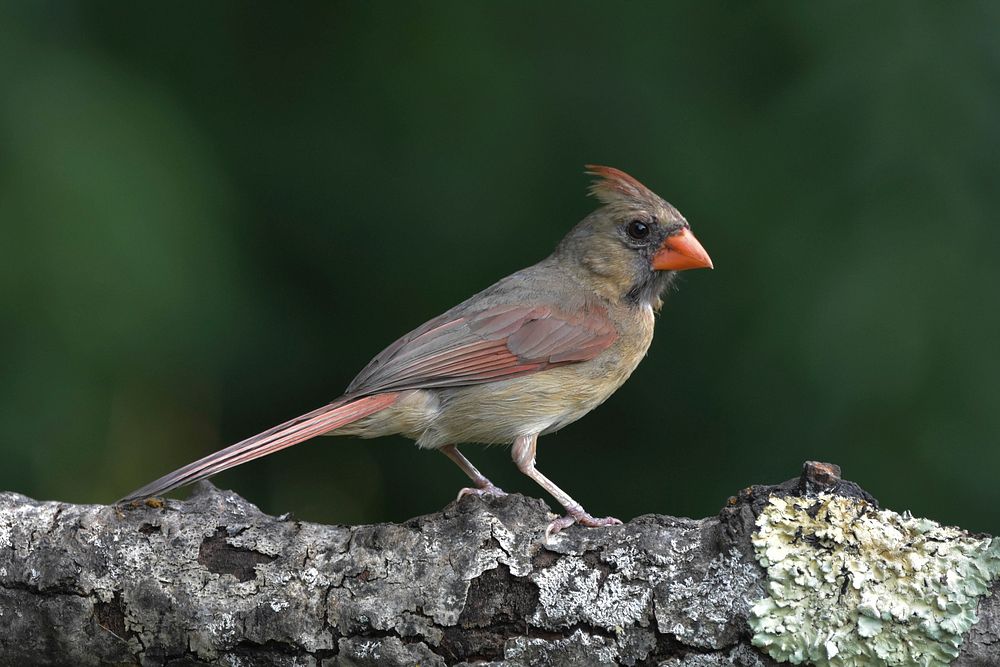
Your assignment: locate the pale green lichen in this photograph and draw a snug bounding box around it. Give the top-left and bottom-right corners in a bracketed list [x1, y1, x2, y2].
[748, 493, 1000, 666]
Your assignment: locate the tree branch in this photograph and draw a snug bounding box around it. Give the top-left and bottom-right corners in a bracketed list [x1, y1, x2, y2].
[0, 462, 996, 666]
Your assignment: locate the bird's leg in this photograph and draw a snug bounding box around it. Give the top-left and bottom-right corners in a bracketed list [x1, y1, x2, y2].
[511, 433, 622, 538]
[440, 444, 506, 500]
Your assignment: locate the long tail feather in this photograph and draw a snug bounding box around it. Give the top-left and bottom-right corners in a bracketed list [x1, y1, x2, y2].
[118, 392, 400, 503]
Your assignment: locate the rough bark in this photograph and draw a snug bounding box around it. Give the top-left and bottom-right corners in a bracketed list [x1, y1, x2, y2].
[0, 462, 995, 666]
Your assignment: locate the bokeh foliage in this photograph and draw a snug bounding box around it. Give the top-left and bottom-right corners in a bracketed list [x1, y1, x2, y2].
[1, 2, 997, 531]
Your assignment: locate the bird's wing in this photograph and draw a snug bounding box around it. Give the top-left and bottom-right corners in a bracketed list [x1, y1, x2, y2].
[345, 302, 618, 396]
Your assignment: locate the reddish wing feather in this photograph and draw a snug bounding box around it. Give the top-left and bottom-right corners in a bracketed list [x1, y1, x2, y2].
[345, 304, 618, 396]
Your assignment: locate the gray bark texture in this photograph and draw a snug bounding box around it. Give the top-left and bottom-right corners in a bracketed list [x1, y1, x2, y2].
[0, 462, 996, 666]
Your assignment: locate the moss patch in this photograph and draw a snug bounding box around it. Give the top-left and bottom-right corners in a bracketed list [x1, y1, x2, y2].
[749, 493, 1000, 666]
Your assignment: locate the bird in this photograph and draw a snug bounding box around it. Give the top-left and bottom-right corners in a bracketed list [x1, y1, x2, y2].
[120, 165, 713, 536]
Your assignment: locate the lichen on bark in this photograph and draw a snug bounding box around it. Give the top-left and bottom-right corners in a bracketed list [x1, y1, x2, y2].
[749, 493, 1000, 666]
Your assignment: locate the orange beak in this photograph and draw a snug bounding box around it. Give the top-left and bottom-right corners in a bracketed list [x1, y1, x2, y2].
[651, 228, 713, 271]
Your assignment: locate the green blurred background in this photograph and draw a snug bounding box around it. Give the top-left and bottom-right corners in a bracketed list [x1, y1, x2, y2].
[2, 2, 998, 532]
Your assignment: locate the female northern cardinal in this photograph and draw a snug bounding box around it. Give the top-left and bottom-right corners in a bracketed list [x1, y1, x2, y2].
[121, 166, 712, 535]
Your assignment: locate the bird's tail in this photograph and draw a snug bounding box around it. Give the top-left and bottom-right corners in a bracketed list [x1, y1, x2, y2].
[118, 392, 400, 503]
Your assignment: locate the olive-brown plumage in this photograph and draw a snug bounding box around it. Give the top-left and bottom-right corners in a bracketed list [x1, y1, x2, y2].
[121, 166, 713, 535]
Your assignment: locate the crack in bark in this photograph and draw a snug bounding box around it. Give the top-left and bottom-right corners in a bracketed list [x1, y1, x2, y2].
[197, 526, 277, 583]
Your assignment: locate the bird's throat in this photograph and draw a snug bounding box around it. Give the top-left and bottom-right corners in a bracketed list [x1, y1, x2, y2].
[625, 271, 675, 310]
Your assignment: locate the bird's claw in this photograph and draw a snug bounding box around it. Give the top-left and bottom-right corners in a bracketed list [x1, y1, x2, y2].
[545, 507, 622, 540]
[456, 483, 506, 502]
[544, 515, 578, 539]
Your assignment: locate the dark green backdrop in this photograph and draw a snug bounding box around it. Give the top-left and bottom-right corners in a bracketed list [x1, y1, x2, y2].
[2, 2, 998, 532]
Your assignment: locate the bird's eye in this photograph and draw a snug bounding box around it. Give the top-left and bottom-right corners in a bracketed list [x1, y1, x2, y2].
[626, 220, 650, 240]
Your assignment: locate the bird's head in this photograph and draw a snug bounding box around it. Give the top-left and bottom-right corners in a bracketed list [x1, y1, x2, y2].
[554, 165, 712, 307]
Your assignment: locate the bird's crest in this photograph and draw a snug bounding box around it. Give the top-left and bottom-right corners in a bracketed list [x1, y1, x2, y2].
[585, 165, 661, 207]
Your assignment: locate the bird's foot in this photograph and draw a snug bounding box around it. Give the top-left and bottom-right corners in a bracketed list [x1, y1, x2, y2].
[545, 504, 622, 539]
[456, 482, 506, 502]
